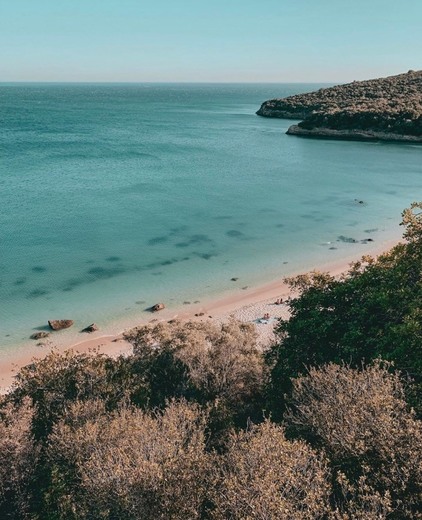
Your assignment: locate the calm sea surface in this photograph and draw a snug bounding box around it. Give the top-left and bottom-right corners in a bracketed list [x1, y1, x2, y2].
[1, 83, 421, 352]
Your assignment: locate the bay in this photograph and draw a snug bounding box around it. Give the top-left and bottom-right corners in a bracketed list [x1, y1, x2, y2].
[1, 83, 421, 351]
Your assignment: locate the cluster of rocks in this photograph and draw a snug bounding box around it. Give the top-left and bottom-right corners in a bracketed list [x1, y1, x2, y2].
[30, 320, 99, 340]
[257, 70, 422, 142]
[30, 302, 168, 341]
[29, 300, 223, 342]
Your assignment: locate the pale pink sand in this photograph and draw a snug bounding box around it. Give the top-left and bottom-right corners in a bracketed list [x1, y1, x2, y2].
[0, 239, 400, 394]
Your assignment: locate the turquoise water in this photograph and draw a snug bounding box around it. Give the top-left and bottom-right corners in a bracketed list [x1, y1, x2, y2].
[1, 83, 421, 351]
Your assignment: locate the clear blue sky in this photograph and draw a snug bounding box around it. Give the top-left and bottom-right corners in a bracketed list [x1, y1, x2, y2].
[0, 0, 421, 82]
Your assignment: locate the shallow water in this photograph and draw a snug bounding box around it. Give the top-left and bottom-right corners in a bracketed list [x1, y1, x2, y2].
[1, 83, 421, 352]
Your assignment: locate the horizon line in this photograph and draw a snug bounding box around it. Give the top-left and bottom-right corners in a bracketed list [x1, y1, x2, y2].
[0, 80, 337, 85]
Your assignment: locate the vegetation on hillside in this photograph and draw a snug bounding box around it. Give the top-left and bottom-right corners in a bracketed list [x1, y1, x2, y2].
[257, 70, 422, 140]
[1, 203, 422, 519]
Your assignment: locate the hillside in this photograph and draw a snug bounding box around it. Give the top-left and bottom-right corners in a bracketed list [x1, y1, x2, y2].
[257, 70, 422, 142]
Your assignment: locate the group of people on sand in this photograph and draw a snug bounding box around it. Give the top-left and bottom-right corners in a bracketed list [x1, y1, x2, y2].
[259, 298, 285, 323]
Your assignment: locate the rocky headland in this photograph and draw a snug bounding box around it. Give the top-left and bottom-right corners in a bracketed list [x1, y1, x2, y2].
[257, 70, 422, 142]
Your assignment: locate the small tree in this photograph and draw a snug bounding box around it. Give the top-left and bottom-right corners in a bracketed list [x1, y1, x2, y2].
[400, 201, 422, 242]
[126, 318, 261, 401]
[125, 319, 264, 437]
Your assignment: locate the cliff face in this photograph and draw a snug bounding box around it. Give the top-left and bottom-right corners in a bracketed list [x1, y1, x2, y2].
[257, 70, 422, 142]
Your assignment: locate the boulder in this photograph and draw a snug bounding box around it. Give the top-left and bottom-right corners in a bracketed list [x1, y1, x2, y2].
[81, 323, 99, 333]
[31, 331, 50, 340]
[48, 319, 74, 331]
[151, 303, 165, 312]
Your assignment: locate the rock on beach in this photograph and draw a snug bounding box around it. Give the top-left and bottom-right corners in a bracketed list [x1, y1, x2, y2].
[150, 303, 165, 312]
[81, 323, 99, 333]
[48, 319, 74, 331]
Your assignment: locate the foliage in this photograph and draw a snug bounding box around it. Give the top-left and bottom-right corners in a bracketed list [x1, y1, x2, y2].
[125, 318, 261, 402]
[8, 349, 139, 440]
[125, 318, 264, 440]
[0, 398, 39, 520]
[285, 362, 422, 519]
[210, 420, 330, 520]
[266, 203, 422, 418]
[45, 399, 211, 519]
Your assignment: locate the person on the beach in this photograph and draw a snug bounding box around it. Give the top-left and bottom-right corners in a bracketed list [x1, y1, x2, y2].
[259, 313, 270, 324]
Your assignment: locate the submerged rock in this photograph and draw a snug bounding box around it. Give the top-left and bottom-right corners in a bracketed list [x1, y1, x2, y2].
[31, 331, 50, 340]
[48, 319, 74, 331]
[337, 235, 358, 244]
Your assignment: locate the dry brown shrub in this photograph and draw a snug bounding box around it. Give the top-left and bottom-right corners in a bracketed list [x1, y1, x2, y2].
[11, 349, 137, 440]
[125, 318, 263, 404]
[210, 420, 331, 520]
[330, 472, 392, 520]
[47, 399, 211, 519]
[285, 362, 422, 519]
[0, 398, 38, 519]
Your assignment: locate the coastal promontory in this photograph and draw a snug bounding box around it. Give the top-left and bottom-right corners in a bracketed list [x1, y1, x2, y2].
[257, 70, 422, 142]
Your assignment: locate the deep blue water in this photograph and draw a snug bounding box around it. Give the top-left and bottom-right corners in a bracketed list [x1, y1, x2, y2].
[1, 83, 421, 351]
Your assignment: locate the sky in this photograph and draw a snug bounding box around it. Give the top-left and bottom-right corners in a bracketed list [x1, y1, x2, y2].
[0, 0, 421, 83]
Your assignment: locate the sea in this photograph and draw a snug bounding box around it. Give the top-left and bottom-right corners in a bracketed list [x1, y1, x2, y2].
[1, 83, 421, 354]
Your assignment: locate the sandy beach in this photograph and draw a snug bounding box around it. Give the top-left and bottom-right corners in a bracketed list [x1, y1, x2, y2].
[0, 238, 400, 394]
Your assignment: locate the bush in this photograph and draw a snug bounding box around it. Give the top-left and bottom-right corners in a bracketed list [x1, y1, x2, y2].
[46, 399, 211, 519]
[9, 349, 138, 440]
[285, 362, 422, 519]
[210, 420, 331, 519]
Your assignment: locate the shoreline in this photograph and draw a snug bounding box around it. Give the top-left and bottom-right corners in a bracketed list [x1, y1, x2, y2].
[286, 125, 422, 143]
[0, 237, 401, 394]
